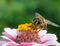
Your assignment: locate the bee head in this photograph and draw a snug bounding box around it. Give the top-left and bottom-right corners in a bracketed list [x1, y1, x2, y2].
[32, 13, 47, 26]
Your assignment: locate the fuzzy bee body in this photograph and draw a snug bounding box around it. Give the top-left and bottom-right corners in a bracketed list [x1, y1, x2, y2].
[32, 13, 59, 31]
[32, 13, 47, 30]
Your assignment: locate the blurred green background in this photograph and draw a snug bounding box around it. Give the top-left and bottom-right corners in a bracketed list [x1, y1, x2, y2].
[0, 0, 60, 42]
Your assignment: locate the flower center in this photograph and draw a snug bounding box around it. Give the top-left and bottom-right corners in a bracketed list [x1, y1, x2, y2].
[16, 23, 41, 44]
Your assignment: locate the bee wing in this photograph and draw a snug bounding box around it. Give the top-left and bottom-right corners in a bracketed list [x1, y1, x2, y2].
[46, 20, 59, 27]
[35, 12, 42, 16]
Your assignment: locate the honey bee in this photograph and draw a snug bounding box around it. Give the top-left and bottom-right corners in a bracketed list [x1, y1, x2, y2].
[32, 13, 59, 31]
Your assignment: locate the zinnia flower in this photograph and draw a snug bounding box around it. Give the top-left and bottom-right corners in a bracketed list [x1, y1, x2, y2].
[0, 23, 60, 46]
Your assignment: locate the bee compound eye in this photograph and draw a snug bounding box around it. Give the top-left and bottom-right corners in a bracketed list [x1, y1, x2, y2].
[38, 21, 41, 24]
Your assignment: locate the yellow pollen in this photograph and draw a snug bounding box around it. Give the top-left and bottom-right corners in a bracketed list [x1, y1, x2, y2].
[17, 23, 34, 32]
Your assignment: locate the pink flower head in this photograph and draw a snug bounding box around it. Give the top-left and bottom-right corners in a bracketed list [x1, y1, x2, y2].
[0, 28, 60, 46]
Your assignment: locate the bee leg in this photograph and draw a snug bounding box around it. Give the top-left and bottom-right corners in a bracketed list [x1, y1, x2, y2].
[42, 26, 47, 30]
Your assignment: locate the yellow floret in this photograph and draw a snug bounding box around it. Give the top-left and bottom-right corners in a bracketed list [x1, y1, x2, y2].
[17, 23, 34, 32]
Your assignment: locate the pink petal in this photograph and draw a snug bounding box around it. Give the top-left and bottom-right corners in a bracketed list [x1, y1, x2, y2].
[1, 36, 14, 42]
[41, 34, 57, 43]
[3, 28, 17, 40]
[0, 41, 6, 46]
[38, 30, 47, 38]
[3, 32, 15, 41]
[1, 36, 19, 45]
[20, 43, 33, 46]
[20, 43, 45, 46]
[1, 36, 19, 46]
[43, 40, 60, 46]
[32, 43, 45, 46]
[2, 42, 18, 46]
